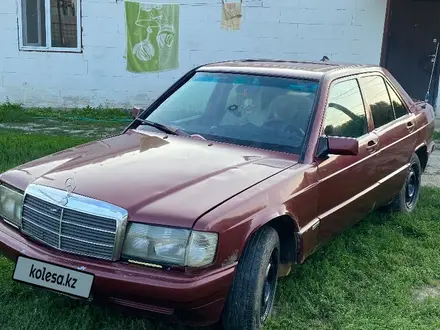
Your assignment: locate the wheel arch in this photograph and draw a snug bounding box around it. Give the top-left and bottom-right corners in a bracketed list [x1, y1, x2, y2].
[414, 143, 428, 172]
[265, 215, 300, 265]
[237, 213, 301, 267]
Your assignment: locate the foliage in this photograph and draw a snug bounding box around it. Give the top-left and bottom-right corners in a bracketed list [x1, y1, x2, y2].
[0, 102, 132, 123]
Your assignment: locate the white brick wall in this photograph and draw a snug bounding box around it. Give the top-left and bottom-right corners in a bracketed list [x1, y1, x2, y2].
[0, 0, 388, 109]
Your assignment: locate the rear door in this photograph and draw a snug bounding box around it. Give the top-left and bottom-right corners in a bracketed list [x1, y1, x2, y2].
[358, 74, 418, 206]
[316, 77, 380, 244]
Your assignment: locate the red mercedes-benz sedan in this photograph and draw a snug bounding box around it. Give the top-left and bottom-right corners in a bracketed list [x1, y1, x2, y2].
[0, 59, 436, 330]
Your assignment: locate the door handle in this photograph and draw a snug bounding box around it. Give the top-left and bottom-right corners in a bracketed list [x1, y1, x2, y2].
[406, 121, 415, 131]
[366, 139, 378, 151]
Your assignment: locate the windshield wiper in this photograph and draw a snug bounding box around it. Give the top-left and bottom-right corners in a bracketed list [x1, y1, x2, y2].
[134, 118, 189, 136]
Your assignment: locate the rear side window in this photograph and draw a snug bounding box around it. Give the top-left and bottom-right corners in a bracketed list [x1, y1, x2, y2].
[386, 82, 408, 118]
[323, 79, 368, 138]
[359, 76, 395, 128]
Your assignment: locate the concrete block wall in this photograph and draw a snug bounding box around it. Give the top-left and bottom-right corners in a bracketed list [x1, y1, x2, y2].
[0, 0, 388, 108]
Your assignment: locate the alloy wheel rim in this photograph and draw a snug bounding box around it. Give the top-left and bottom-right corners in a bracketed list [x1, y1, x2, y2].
[405, 165, 419, 209]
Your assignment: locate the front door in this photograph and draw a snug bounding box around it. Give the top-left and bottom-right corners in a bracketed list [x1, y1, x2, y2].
[385, 0, 440, 104]
[316, 77, 379, 244]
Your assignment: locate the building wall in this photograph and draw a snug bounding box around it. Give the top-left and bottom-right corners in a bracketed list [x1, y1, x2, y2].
[0, 0, 388, 109]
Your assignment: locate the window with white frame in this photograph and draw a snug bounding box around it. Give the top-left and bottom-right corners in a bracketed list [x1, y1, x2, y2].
[19, 0, 81, 52]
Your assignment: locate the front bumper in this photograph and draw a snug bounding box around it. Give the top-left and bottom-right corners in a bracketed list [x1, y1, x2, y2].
[0, 220, 236, 326]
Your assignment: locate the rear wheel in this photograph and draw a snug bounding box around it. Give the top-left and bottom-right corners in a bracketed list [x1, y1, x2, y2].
[221, 226, 280, 330]
[389, 153, 422, 213]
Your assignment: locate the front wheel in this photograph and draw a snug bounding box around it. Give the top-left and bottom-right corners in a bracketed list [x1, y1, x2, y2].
[222, 226, 280, 330]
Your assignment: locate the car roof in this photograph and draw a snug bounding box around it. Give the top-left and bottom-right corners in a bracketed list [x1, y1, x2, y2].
[197, 59, 381, 81]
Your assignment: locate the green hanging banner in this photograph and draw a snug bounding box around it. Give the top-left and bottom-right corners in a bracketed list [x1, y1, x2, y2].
[125, 1, 180, 73]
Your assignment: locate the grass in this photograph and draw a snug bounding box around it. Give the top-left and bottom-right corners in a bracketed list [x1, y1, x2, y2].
[269, 193, 440, 330]
[1, 118, 440, 329]
[0, 102, 130, 139]
[0, 131, 93, 172]
[0, 101, 132, 123]
[433, 130, 440, 141]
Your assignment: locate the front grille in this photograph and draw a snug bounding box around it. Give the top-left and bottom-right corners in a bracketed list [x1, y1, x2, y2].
[21, 185, 127, 261]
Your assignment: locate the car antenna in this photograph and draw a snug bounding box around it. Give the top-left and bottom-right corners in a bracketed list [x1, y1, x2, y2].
[425, 38, 440, 103]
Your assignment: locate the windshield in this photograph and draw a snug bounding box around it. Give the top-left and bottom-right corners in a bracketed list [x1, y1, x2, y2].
[138, 72, 319, 154]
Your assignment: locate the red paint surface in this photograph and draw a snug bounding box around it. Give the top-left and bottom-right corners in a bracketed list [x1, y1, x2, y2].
[0, 61, 436, 325]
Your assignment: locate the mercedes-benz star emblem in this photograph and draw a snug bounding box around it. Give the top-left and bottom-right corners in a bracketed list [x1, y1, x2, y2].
[65, 178, 76, 193]
[61, 178, 76, 206]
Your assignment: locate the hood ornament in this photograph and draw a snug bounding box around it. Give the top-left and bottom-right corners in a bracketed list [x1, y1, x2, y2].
[35, 177, 77, 207]
[60, 178, 76, 206]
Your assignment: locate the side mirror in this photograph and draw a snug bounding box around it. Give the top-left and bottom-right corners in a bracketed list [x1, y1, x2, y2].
[132, 106, 144, 119]
[317, 136, 359, 158]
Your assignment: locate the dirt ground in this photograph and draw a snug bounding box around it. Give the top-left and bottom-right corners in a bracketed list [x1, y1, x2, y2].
[0, 120, 124, 138]
[421, 119, 440, 188]
[422, 145, 440, 188]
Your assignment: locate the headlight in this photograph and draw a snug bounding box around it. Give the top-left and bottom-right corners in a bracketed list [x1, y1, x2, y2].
[0, 184, 24, 227]
[122, 223, 218, 267]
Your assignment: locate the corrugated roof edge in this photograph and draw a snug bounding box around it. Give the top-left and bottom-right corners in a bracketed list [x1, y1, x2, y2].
[200, 59, 379, 73]
[239, 58, 336, 65]
[239, 58, 379, 68]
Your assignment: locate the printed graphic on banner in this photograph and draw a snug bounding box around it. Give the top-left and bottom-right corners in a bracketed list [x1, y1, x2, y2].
[221, 0, 242, 30]
[125, 2, 179, 72]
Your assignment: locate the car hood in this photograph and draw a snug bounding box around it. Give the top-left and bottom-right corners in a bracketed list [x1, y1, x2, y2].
[1, 129, 298, 228]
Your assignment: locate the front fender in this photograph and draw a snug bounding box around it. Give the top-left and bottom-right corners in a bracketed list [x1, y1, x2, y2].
[193, 164, 319, 269]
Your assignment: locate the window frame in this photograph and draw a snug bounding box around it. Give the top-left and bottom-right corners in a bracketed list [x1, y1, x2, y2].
[18, 0, 82, 53]
[137, 71, 321, 156]
[320, 75, 372, 140]
[357, 73, 400, 131]
[384, 79, 410, 119]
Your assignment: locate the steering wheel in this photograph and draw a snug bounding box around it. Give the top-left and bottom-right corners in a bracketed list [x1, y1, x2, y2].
[263, 119, 305, 139]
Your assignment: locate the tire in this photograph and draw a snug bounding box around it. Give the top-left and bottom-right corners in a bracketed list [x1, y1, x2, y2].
[221, 226, 280, 330]
[389, 153, 422, 213]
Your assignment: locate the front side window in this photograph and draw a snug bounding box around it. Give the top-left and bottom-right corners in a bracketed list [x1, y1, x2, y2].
[20, 0, 81, 51]
[139, 72, 320, 154]
[323, 79, 368, 138]
[359, 76, 395, 128]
